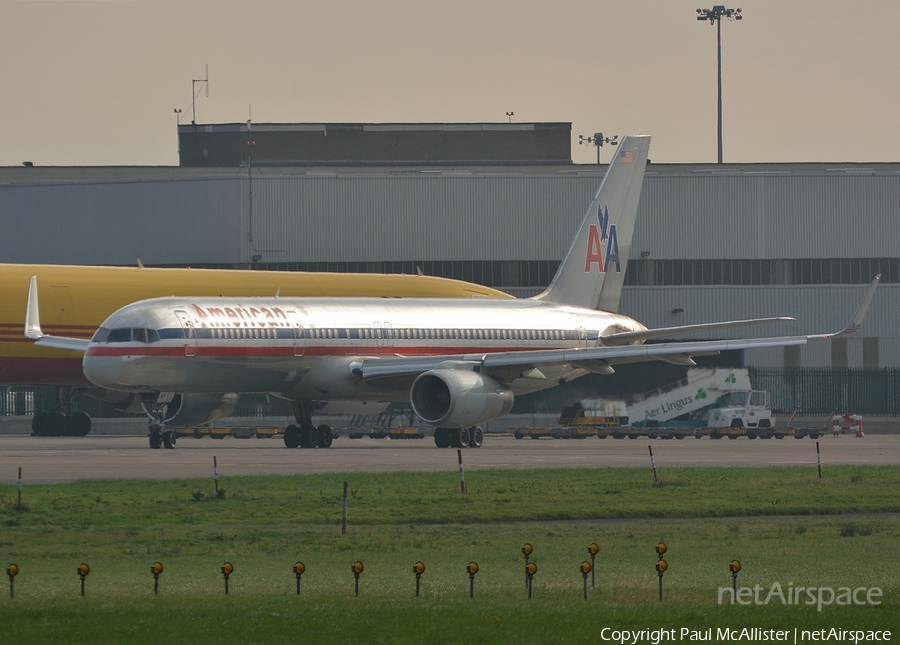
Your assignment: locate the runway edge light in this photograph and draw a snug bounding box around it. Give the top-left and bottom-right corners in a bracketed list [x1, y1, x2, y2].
[151, 561, 163, 595]
[352, 561, 364, 596]
[580, 561, 592, 601]
[77, 562, 90, 597]
[221, 562, 233, 595]
[7, 564, 18, 598]
[413, 561, 425, 597]
[729, 559, 741, 600]
[467, 561, 479, 599]
[293, 562, 305, 595]
[588, 542, 599, 588]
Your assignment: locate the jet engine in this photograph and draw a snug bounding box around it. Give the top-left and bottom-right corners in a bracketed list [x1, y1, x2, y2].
[142, 393, 240, 428]
[410, 369, 513, 428]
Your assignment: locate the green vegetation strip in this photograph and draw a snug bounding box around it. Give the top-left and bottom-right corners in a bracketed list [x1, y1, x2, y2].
[1, 466, 898, 642]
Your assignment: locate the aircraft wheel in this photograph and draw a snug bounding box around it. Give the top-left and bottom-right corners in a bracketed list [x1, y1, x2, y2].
[284, 425, 301, 449]
[149, 428, 162, 450]
[66, 411, 92, 437]
[298, 424, 317, 449]
[317, 424, 334, 448]
[470, 426, 484, 448]
[453, 427, 471, 448]
[434, 428, 451, 448]
[45, 410, 68, 437]
[32, 411, 50, 437]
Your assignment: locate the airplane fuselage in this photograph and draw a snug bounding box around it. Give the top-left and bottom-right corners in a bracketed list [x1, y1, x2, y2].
[0, 263, 511, 387]
[82, 297, 647, 401]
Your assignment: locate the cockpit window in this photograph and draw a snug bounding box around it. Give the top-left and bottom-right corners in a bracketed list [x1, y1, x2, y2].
[92, 327, 160, 343]
[106, 328, 132, 343]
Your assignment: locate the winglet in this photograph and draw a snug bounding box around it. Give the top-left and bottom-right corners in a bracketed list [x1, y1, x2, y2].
[24, 276, 92, 352]
[25, 276, 44, 340]
[817, 274, 880, 340]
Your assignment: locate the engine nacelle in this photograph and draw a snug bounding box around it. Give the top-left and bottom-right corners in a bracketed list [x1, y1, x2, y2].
[411, 369, 513, 428]
[143, 393, 240, 428]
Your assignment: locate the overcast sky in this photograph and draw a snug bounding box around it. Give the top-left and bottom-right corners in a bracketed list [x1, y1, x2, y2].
[2, 0, 898, 166]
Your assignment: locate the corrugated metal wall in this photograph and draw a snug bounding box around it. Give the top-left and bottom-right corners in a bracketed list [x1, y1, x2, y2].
[619, 285, 897, 368]
[244, 173, 594, 263]
[3, 170, 897, 264]
[1, 168, 896, 368]
[633, 173, 900, 260]
[1, 178, 241, 265]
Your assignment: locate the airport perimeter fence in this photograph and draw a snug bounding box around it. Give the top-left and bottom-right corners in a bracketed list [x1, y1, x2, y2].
[748, 368, 900, 416]
[2, 369, 899, 417]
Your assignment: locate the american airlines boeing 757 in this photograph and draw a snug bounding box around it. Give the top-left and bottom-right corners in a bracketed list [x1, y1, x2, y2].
[25, 135, 880, 450]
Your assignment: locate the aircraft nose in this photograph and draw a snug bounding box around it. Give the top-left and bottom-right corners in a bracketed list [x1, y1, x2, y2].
[82, 354, 123, 388]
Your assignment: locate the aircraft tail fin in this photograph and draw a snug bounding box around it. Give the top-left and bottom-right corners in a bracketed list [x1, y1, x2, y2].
[532, 134, 651, 311]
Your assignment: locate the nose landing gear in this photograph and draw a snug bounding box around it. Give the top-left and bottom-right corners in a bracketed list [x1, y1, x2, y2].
[148, 424, 177, 450]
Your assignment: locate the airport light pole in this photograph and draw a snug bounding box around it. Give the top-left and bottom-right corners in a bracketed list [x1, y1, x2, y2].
[578, 133, 618, 164]
[696, 6, 742, 164]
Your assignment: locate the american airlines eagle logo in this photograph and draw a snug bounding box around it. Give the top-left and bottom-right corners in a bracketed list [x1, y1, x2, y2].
[584, 203, 620, 273]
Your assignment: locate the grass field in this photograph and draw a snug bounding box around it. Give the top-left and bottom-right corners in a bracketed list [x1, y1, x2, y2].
[1, 465, 898, 643]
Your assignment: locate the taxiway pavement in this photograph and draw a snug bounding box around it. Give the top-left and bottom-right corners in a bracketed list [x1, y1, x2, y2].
[0, 433, 896, 484]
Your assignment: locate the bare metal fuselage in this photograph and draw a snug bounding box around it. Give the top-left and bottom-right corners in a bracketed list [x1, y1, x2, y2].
[82, 297, 646, 403]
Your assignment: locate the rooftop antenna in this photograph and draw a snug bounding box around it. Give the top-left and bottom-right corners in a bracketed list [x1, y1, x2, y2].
[190, 64, 209, 165]
[191, 64, 209, 125]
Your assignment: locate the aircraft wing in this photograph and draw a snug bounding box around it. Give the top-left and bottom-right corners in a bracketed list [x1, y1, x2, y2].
[358, 275, 880, 381]
[600, 316, 795, 345]
[25, 276, 91, 352]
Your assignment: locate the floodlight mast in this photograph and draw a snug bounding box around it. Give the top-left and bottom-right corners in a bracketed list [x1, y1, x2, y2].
[696, 7, 742, 164]
[578, 132, 618, 164]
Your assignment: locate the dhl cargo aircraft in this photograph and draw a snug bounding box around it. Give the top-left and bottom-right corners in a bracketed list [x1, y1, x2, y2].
[26, 136, 880, 449]
[2, 264, 511, 436]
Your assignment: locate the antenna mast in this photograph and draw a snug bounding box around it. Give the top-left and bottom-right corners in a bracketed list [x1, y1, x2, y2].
[191, 64, 209, 125]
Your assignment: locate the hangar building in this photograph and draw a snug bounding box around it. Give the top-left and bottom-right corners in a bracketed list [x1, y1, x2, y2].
[2, 122, 896, 378]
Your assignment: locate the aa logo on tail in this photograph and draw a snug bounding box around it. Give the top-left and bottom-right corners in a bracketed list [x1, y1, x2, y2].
[584, 203, 620, 273]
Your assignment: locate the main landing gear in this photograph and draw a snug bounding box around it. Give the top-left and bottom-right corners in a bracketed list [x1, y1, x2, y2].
[31, 388, 92, 437]
[283, 424, 333, 449]
[32, 410, 92, 437]
[283, 401, 334, 449]
[433, 426, 484, 449]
